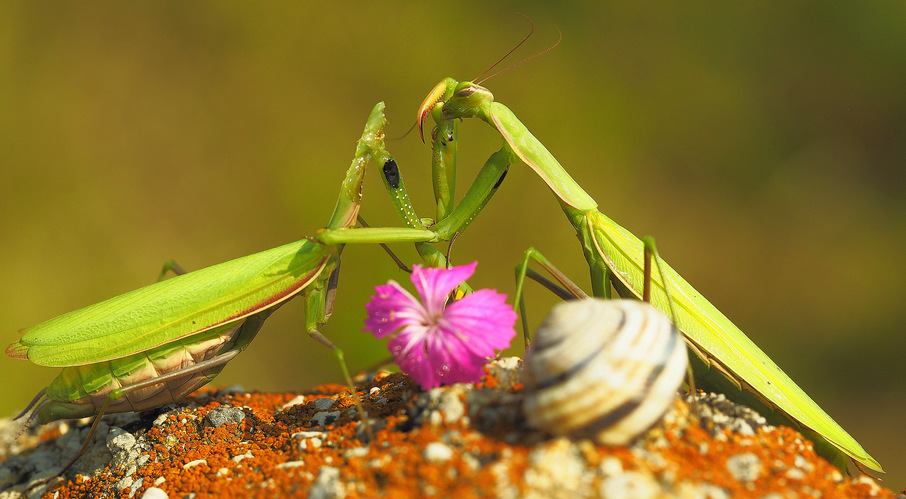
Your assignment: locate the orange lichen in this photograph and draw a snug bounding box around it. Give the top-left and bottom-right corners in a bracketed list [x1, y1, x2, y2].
[1, 368, 891, 498]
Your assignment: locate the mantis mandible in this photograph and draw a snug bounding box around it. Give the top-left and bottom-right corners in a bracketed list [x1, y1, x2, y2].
[415, 78, 882, 474]
[6, 103, 442, 458]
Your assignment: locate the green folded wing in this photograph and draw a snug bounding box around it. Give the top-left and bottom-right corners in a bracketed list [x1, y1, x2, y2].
[585, 210, 882, 472]
[8, 239, 328, 367]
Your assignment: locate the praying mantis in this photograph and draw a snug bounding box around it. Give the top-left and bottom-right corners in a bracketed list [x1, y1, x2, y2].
[4, 39, 882, 482]
[413, 77, 883, 473]
[5, 95, 513, 483]
[6, 103, 444, 457]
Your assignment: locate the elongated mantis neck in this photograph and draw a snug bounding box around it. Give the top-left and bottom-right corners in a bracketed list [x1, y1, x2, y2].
[485, 102, 598, 213]
[439, 82, 598, 213]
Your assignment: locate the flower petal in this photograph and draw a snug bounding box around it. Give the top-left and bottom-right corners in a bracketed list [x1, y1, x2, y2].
[389, 327, 487, 389]
[411, 262, 477, 316]
[443, 289, 518, 354]
[363, 281, 427, 339]
[364, 262, 518, 390]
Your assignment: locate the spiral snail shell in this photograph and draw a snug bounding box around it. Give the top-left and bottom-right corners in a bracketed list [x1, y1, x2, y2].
[522, 298, 688, 445]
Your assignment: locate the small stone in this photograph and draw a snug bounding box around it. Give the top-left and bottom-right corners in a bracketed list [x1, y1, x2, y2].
[693, 484, 731, 499]
[524, 439, 591, 497]
[484, 356, 523, 388]
[232, 451, 254, 463]
[276, 460, 306, 469]
[460, 452, 480, 472]
[599, 471, 659, 499]
[281, 395, 306, 410]
[204, 406, 246, 428]
[298, 437, 323, 450]
[107, 427, 140, 470]
[293, 430, 327, 439]
[434, 388, 466, 422]
[309, 466, 344, 499]
[343, 447, 369, 459]
[312, 411, 341, 427]
[152, 409, 179, 427]
[128, 477, 144, 498]
[794, 453, 813, 472]
[312, 398, 336, 411]
[423, 442, 454, 464]
[116, 475, 134, 492]
[295, 429, 333, 450]
[106, 427, 136, 453]
[600, 456, 624, 477]
[141, 487, 169, 499]
[183, 459, 207, 469]
[733, 420, 756, 436]
[829, 469, 844, 482]
[726, 453, 761, 482]
[786, 468, 806, 480]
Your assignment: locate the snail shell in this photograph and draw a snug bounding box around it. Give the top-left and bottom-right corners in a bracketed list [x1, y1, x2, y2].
[523, 298, 688, 445]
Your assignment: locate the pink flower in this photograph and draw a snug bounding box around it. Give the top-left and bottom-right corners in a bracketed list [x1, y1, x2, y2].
[364, 262, 517, 389]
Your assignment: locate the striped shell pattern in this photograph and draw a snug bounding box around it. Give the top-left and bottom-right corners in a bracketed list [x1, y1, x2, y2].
[523, 298, 688, 445]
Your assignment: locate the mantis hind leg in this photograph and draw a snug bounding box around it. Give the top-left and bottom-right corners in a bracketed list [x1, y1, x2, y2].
[157, 260, 188, 281]
[302, 263, 375, 442]
[512, 245, 674, 345]
[513, 247, 590, 347]
[513, 243, 696, 394]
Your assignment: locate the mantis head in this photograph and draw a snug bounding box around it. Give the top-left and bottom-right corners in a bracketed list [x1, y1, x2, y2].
[417, 78, 493, 142]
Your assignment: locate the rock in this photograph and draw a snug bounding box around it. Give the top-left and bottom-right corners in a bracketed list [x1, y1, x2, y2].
[0, 367, 892, 498]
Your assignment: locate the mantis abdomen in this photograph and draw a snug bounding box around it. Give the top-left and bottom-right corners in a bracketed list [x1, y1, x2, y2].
[37, 318, 261, 424]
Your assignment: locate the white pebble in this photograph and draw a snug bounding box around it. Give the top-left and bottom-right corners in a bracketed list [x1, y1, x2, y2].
[281, 395, 306, 410]
[141, 487, 169, 499]
[599, 456, 624, 477]
[599, 471, 658, 499]
[183, 459, 207, 469]
[423, 442, 454, 464]
[726, 453, 761, 482]
[276, 460, 307, 469]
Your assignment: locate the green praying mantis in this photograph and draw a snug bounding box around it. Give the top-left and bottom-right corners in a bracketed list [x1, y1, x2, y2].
[5, 96, 510, 484]
[5, 39, 882, 481]
[413, 75, 882, 474]
[6, 103, 447, 449]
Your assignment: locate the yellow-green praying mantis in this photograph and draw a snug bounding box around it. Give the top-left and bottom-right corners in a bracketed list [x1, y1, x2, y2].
[414, 78, 882, 474]
[5, 103, 452, 471]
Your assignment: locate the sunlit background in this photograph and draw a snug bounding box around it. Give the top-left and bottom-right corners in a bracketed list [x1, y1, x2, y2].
[1, 2, 903, 486]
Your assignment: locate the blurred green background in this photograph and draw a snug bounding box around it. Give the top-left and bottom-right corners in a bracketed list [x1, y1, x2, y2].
[1, 2, 903, 485]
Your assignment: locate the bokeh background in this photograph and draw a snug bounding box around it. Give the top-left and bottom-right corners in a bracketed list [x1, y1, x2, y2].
[1, 2, 903, 486]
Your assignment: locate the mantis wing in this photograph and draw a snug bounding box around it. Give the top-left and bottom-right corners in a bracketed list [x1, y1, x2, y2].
[7, 239, 328, 367]
[581, 210, 882, 472]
